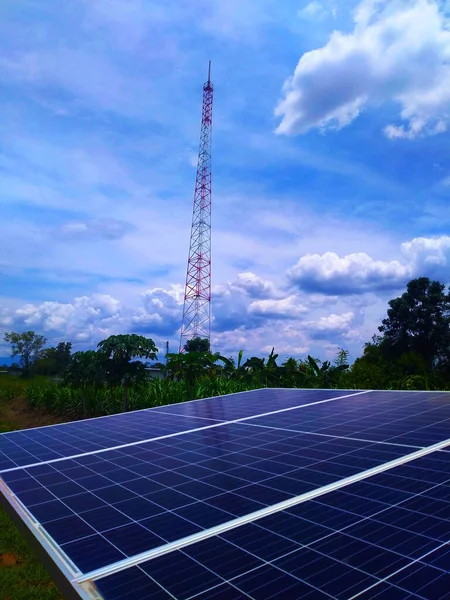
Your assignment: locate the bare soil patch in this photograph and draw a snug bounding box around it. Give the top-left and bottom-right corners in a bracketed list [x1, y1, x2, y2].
[1, 553, 21, 567]
[1, 396, 67, 431]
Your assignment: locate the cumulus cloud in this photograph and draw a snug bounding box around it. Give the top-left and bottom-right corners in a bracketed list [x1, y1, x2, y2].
[2, 235, 448, 361]
[275, 0, 450, 138]
[0, 295, 122, 347]
[231, 272, 276, 298]
[132, 286, 183, 335]
[248, 295, 308, 319]
[305, 312, 355, 339]
[288, 251, 411, 294]
[288, 235, 450, 295]
[400, 236, 450, 277]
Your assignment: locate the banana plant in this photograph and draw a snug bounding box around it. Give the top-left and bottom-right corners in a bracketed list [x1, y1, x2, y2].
[306, 355, 349, 388]
[165, 351, 229, 400]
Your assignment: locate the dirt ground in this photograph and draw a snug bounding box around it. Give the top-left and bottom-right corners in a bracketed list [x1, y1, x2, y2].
[0, 396, 68, 432]
[0, 397, 65, 600]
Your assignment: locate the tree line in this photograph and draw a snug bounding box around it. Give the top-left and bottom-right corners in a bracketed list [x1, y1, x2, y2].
[2, 277, 450, 416]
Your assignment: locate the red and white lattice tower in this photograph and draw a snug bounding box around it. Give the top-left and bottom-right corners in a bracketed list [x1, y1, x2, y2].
[179, 62, 213, 352]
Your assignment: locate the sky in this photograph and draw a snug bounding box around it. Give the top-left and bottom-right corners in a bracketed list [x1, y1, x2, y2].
[1, 0, 450, 364]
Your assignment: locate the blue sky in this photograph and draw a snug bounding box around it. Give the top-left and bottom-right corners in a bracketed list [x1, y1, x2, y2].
[1, 0, 450, 363]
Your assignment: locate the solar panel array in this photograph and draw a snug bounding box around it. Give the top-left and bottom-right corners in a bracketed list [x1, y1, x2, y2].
[1, 388, 450, 600]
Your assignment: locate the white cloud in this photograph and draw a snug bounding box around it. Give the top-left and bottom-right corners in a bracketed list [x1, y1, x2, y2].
[298, 2, 328, 20]
[54, 219, 136, 241]
[400, 235, 450, 278]
[305, 312, 354, 334]
[0, 295, 122, 350]
[132, 286, 183, 335]
[288, 235, 450, 295]
[248, 296, 308, 319]
[231, 272, 276, 298]
[275, 0, 450, 138]
[288, 251, 411, 294]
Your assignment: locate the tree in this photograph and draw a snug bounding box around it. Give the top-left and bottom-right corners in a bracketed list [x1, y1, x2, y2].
[34, 342, 72, 376]
[64, 350, 104, 416]
[183, 337, 211, 353]
[303, 355, 349, 389]
[280, 357, 302, 387]
[333, 348, 349, 368]
[4, 331, 47, 376]
[97, 334, 158, 412]
[165, 351, 228, 400]
[378, 277, 450, 372]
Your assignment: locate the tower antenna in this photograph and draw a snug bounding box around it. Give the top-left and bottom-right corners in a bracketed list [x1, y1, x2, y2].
[180, 62, 213, 352]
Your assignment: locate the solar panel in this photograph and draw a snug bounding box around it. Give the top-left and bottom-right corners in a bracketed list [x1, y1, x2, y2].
[0, 388, 358, 471]
[1, 388, 450, 600]
[91, 452, 450, 599]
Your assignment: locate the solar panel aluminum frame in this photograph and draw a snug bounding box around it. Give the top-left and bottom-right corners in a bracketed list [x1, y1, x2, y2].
[0, 477, 90, 600]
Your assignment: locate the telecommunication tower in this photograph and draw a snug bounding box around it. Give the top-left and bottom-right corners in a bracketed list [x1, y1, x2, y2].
[179, 62, 213, 352]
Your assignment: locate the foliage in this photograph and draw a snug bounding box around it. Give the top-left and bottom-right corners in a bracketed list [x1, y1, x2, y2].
[3, 331, 47, 376]
[97, 334, 158, 411]
[4, 277, 450, 418]
[183, 337, 211, 353]
[63, 351, 105, 415]
[378, 277, 450, 373]
[33, 342, 72, 376]
[165, 351, 229, 400]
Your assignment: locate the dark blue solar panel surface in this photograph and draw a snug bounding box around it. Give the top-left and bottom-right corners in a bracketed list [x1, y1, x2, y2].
[1, 421, 413, 574]
[0, 411, 223, 472]
[152, 388, 360, 421]
[2, 389, 449, 473]
[2, 388, 450, 600]
[93, 451, 450, 600]
[249, 390, 450, 446]
[0, 389, 356, 472]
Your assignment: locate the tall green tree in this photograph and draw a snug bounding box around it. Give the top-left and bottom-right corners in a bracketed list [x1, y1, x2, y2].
[183, 337, 211, 353]
[64, 350, 103, 415]
[165, 351, 228, 400]
[97, 334, 158, 411]
[378, 277, 450, 372]
[4, 331, 47, 376]
[34, 341, 72, 375]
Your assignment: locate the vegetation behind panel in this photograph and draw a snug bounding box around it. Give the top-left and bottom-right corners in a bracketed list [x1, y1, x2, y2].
[2, 277, 449, 416]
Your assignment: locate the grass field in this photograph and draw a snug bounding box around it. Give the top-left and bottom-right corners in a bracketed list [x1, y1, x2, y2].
[0, 378, 63, 600]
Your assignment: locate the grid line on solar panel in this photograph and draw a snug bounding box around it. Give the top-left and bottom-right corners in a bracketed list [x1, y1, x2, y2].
[0, 425, 418, 581]
[246, 390, 450, 448]
[3, 388, 449, 476]
[63, 432, 450, 583]
[2, 389, 450, 599]
[0, 389, 370, 473]
[90, 452, 450, 600]
[0, 411, 224, 472]
[150, 388, 367, 421]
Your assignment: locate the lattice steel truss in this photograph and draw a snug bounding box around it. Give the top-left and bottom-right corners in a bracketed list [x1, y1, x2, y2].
[180, 62, 213, 352]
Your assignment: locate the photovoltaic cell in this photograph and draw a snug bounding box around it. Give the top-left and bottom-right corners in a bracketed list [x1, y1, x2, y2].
[0, 411, 224, 471]
[0, 389, 364, 473]
[0, 388, 363, 473]
[93, 451, 450, 599]
[152, 388, 358, 421]
[2, 388, 450, 600]
[1, 421, 413, 574]
[247, 390, 450, 447]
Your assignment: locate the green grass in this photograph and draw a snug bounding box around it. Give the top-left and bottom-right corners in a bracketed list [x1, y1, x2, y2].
[0, 508, 62, 600]
[0, 390, 62, 600]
